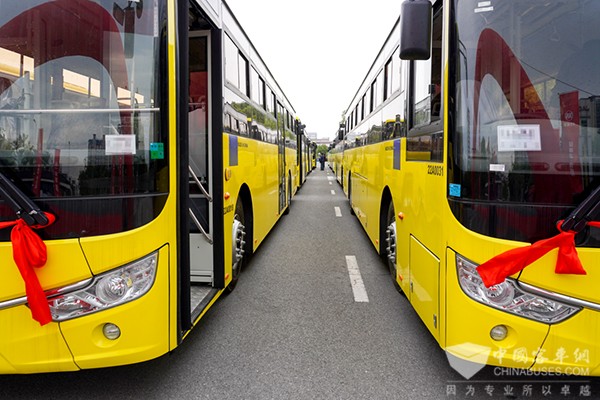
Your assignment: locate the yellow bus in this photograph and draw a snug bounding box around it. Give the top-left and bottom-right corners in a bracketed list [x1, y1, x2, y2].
[328, 129, 345, 186]
[0, 0, 303, 373]
[297, 127, 314, 187]
[340, 0, 600, 375]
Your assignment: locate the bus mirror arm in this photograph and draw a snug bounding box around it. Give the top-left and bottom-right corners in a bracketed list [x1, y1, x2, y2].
[560, 185, 600, 233]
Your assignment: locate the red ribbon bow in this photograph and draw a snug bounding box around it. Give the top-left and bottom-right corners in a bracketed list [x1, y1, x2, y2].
[0, 213, 55, 326]
[476, 221, 599, 288]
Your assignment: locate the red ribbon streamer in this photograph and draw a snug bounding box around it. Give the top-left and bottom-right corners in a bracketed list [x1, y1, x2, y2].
[0, 213, 55, 325]
[476, 221, 600, 288]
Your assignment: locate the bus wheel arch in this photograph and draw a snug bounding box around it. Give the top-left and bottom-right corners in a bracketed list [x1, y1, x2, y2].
[381, 190, 401, 292]
[283, 172, 292, 215]
[348, 171, 355, 215]
[226, 185, 253, 293]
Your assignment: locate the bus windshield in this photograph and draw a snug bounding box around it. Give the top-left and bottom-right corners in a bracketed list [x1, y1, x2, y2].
[0, 0, 167, 239]
[451, 0, 600, 243]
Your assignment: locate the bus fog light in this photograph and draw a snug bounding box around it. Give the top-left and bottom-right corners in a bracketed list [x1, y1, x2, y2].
[103, 323, 121, 340]
[490, 325, 508, 341]
[456, 254, 581, 323]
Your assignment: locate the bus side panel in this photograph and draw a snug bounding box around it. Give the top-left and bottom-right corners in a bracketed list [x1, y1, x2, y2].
[363, 141, 384, 246]
[409, 236, 440, 340]
[224, 134, 279, 252]
[60, 245, 170, 369]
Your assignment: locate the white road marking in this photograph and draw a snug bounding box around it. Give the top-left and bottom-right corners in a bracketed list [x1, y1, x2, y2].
[331, 190, 336, 195]
[345, 255, 369, 302]
[334, 206, 342, 217]
[329, 182, 333, 185]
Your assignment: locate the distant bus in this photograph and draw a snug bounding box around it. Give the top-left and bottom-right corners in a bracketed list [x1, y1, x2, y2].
[339, 0, 600, 374]
[0, 0, 305, 373]
[328, 131, 344, 186]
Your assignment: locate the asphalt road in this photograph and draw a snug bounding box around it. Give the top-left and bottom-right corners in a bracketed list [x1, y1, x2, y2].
[1, 166, 598, 399]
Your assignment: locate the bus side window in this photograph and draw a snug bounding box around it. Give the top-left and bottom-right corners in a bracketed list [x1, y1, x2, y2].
[411, 8, 442, 128]
[407, 6, 443, 162]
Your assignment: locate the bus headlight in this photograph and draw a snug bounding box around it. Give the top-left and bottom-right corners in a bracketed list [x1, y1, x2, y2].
[48, 252, 158, 321]
[456, 254, 580, 324]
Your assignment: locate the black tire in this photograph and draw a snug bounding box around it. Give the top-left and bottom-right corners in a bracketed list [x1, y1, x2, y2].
[385, 202, 401, 292]
[283, 176, 292, 215]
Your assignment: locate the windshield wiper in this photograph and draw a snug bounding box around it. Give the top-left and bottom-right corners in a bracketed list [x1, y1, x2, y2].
[0, 172, 49, 226]
[560, 184, 600, 233]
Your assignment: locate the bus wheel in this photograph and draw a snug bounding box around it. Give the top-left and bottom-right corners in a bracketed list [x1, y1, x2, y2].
[348, 172, 355, 215]
[227, 198, 246, 293]
[283, 175, 292, 215]
[385, 202, 401, 292]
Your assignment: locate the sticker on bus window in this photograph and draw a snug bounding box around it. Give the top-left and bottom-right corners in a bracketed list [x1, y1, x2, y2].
[150, 142, 164, 159]
[474, 1, 494, 13]
[497, 124, 541, 152]
[105, 135, 136, 155]
[449, 183, 461, 198]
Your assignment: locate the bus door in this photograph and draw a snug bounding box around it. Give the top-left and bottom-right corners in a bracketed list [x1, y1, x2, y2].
[277, 101, 286, 213]
[188, 32, 214, 285]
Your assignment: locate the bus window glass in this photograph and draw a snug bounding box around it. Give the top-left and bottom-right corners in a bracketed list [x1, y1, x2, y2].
[361, 95, 366, 120]
[258, 76, 265, 109]
[451, 0, 600, 244]
[225, 35, 239, 87]
[250, 66, 259, 103]
[238, 53, 248, 96]
[384, 58, 393, 101]
[266, 89, 274, 114]
[375, 71, 384, 109]
[412, 9, 442, 127]
[189, 36, 209, 185]
[370, 81, 377, 112]
[392, 47, 402, 93]
[0, 0, 166, 238]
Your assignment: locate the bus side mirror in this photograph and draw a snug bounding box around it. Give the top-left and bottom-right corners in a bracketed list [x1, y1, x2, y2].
[399, 0, 432, 60]
[338, 123, 345, 141]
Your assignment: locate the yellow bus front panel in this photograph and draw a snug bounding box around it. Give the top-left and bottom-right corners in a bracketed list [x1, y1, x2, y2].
[0, 307, 77, 373]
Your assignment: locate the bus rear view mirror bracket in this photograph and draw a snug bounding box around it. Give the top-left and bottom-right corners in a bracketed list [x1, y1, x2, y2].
[399, 0, 432, 60]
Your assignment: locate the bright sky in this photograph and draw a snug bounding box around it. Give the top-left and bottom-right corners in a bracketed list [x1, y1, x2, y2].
[225, 0, 402, 140]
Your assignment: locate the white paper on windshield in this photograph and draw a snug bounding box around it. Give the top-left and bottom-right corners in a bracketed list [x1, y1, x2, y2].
[105, 135, 136, 155]
[497, 124, 541, 152]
